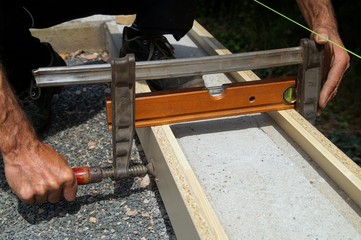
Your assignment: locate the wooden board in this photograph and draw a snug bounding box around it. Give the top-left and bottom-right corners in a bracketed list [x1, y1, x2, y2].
[135, 82, 229, 240]
[115, 15, 136, 25]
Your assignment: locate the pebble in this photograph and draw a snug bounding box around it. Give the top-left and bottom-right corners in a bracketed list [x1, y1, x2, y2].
[140, 175, 151, 189]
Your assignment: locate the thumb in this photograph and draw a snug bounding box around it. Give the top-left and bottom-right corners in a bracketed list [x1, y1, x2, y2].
[314, 33, 329, 45]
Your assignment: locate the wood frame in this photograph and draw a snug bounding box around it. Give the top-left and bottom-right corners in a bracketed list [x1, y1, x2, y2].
[134, 20, 361, 239]
[135, 78, 228, 240]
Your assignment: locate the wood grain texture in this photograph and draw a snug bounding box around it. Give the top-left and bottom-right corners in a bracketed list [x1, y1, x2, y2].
[134, 80, 228, 239]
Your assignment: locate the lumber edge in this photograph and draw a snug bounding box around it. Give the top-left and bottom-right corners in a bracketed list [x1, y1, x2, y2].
[135, 80, 228, 240]
[105, 17, 228, 239]
[189, 20, 361, 208]
[269, 110, 361, 207]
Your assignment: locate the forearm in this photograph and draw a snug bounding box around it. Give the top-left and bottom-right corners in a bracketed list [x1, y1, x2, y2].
[1, 65, 77, 204]
[0, 65, 39, 159]
[296, 0, 338, 31]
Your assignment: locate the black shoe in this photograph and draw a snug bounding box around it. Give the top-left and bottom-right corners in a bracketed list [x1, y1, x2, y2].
[19, 42, 66, 133]
[119, 26, 204, 90]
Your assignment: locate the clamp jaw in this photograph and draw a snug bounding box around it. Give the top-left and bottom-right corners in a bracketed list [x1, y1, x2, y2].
[74, 54, 148, 184]
[296, 39, 324, 123]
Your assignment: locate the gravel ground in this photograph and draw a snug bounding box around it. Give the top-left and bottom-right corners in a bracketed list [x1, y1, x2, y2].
[0, 81, 176, 239]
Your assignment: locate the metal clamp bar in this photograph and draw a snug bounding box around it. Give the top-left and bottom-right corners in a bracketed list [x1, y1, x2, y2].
[296, 39, 324, 124]
[111, 54, 136, 180]
[33, 46, 302, 87]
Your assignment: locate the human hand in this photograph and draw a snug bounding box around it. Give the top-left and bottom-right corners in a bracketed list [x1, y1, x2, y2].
[3, 142, 77, 204]
[311, 26, 350, 115]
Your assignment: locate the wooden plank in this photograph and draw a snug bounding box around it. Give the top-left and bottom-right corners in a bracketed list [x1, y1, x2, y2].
[135, 81, 228, 239]
[189, 20, 361, 208]
[115, 15, 136, 25]
[106, 78, 295, 128]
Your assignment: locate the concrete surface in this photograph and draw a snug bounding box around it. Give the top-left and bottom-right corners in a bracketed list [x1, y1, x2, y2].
[172, 114, 361, 239]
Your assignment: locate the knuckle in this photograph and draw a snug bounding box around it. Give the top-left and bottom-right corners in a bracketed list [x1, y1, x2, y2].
[18, 189, 35, 204]
[47, 195, 60, 204]
[63, 168, 76, 183]
[34, 185, 48, 196]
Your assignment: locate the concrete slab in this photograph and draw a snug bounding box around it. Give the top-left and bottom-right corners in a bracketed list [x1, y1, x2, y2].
[171, 114, 361, 239]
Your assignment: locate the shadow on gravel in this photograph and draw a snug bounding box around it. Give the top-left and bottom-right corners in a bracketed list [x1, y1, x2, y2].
[0, 157, 9, 191]
[17, 178, 138, 224]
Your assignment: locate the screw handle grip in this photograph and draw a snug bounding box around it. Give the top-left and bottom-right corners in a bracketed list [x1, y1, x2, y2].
[73, 166, 103, 185]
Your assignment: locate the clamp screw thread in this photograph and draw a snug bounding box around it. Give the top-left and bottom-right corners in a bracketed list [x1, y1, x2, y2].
[101, 167, 115, 179]
[128, 165, 148, 176]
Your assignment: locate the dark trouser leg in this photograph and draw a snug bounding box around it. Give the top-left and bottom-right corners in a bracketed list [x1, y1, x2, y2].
[0, 1, 138, 92]
[0, 2, 48, 93]
[0, 0, 195, 92]
[133, 0, 196, 40]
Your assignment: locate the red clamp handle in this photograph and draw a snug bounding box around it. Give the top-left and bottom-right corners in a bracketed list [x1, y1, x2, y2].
[73, 166, 103, 185]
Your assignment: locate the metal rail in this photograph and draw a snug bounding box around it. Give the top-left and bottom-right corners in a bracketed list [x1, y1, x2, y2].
[33, 46, 302, 87]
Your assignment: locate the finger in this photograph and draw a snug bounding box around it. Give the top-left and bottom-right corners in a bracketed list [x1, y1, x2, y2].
[318, 59, 348, 113]
[47, 189, 62, 203]
[15, 187, 36, 205]
[34, 193, 48, 203]
[21, 196, 36, 205]
[63, 182, 77, 202]
[314, 33, 329, 45]
[33, 178, 61, 203]
[62, 170, 78, 202]
[310, 26, 329, 44]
